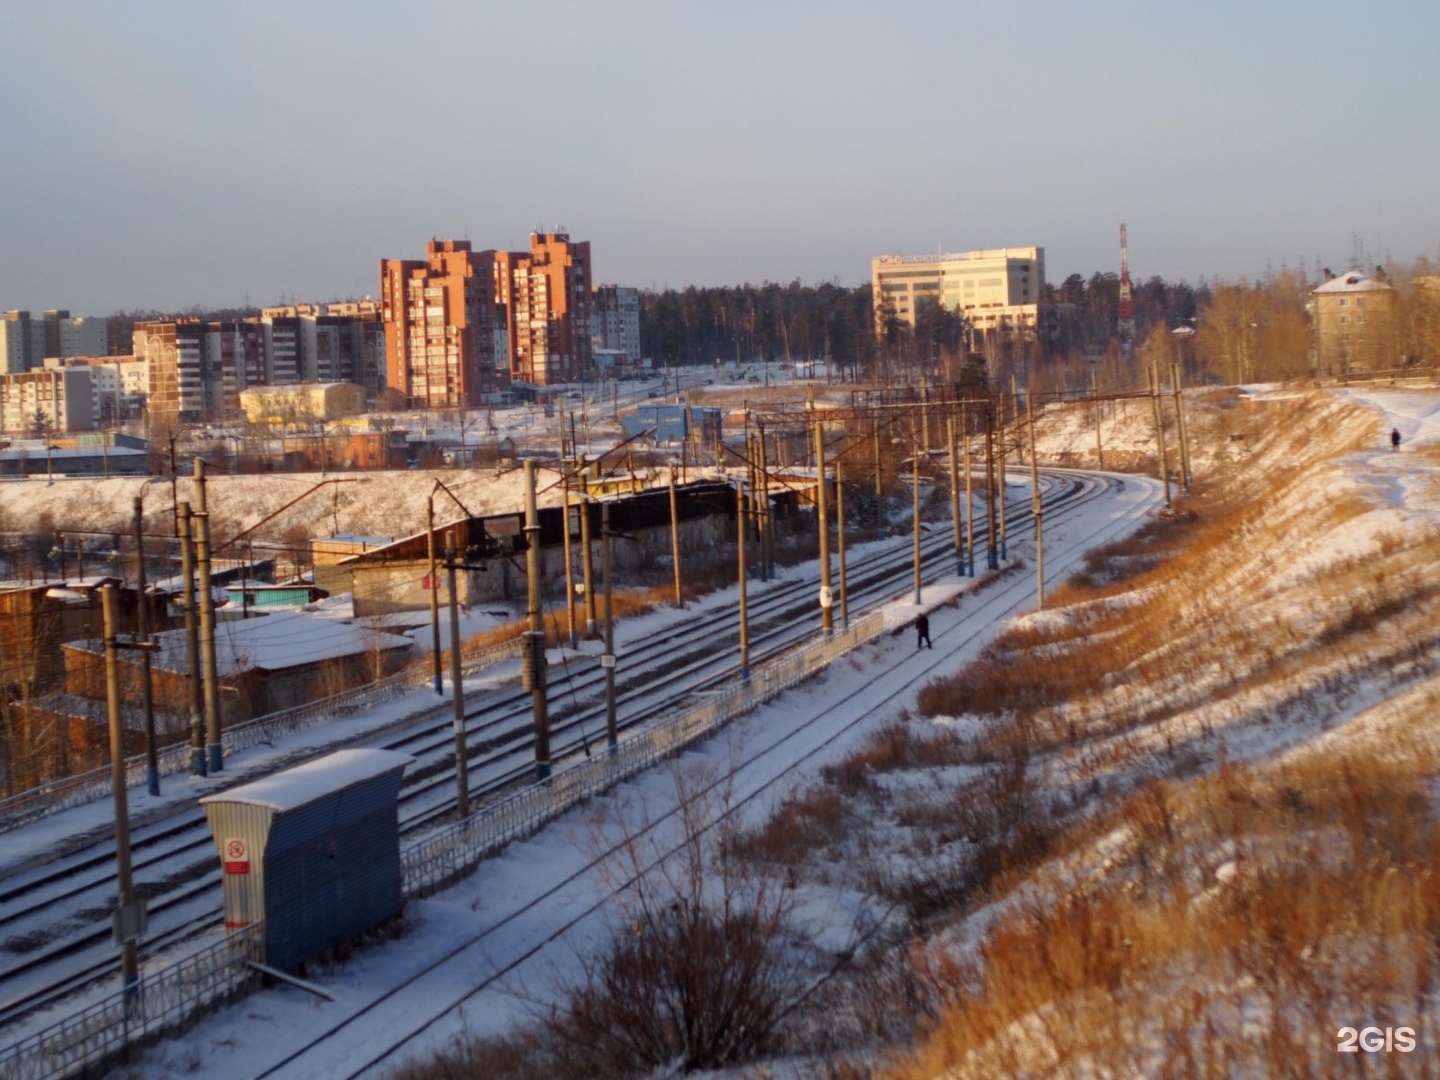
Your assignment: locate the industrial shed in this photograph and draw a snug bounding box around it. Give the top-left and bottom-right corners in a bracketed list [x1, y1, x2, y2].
[200, 748, 413, 971]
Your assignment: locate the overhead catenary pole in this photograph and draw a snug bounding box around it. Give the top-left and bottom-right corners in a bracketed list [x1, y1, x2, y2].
[996, 395, 1008, 562]
[667, 465, 683, 607]
[101, 585, 140, 993]
[194, 459, 223, 774]
[737, 484, 749, 679]
[524, 459, 550, 779]
[963, 414, 975, 577]
[133, 497, 158, 797]
[1171, 358, 1192, 490]
[814, 422, 833, 635]
[178, 503, 204, 776]
[1027, 389, 1045, 611]
[836, 457, 849, 629]
[985, 407, 999, 570]
[562, 472, 578, 644]
[427, 495, 442, 695]
[445, 530, 468, 817]
[602, 502, 618, 749]
[1150, 361, 1172, 510]
[1093, 370, 1104, 469]
[578, 458, 597, 637]
[757, 420, 772, 579]
[912, 432, 922, 605]
[947, 417, 962, 576]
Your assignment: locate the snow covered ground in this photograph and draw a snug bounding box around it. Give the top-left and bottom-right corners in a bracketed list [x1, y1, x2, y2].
[14, 383, 1440, 1078]
[99, 461, 1162, 1078]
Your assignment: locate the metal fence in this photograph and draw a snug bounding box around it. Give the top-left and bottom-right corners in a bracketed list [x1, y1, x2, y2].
[0, 636, 524, 832]
[403, 612, 885, 897]
[0, 925, 264, 1080]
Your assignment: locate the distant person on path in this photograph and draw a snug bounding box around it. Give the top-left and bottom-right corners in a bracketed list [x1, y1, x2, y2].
[916, 611, 932, 650]
[1392, 428, 1402, 452]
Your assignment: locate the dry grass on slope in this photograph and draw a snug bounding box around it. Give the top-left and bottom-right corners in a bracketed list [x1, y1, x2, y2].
[886, 700, 1440, 1080]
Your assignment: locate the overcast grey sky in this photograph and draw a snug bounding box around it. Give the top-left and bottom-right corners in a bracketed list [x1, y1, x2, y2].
[2, 0, 1436, 314]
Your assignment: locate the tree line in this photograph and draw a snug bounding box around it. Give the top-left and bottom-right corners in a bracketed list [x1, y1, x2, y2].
[639, 256, 1440, 390]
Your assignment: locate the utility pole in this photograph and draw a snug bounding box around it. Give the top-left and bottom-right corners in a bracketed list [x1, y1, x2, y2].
[602, 502, 618, 749]
[101, 585, 140, 994]
[178, 503, 204, 776]
[1171, 359, 1192, 490]
[445, 530, 468, 817]
[524, 460, 550, 780]
[1150, 361, 1172, 510]
[814, 423, 833, 635]
[836, 457, 848, 629]
[947, 417, 962, 576]
[737, 483, 749, 678]
[985, 407, 999, 570]
[1093, 370, 1104, 469]
[195, 459, 222, 774]
[912, 433, 922, 605]
[1028, 390, 1045, 611]
[427, 495, 442, 694]
[133, 497, 158, 797]
[963, 414, 975, 577]
[996, 396, 1008, 562]
[578, 458, 596, 638]
[667, 465, 683, 607]
[757, 421, 772, 579]
[561, 473, 578, 645]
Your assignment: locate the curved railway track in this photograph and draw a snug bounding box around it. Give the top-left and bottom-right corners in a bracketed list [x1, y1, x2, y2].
[0, 468, 1103, 1038]
[249, 471, 1162, 1080]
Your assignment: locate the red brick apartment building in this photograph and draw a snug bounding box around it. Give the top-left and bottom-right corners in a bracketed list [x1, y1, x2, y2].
[381, 232, 593, 405]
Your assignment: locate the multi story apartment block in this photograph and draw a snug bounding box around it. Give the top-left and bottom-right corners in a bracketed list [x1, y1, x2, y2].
[42, 356, 149, 424]
[496, 232, 593, 386]
[380, 240, 506, 409]
[1, 310, 107, 373]
[263, 302, 386, 391]
[590, 284, 642, 363]
[135, 303, 385, 428]
[871, 247, 1046, 345]
[1313, 269, 1396, 373]
[0, 367, 94, 433]
[133, 319, 245, 427]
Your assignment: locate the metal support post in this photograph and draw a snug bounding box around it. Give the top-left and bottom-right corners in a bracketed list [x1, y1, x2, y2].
[195, 459, 223, 774]
[602, 502, 618, 750]
[133, 497, 158, 797]
[178, 503, 204, 776]
[427, 495, 442, 695]
[445, 530, 468, 817]
[101, 585, 140, 994]
[525, 460, 550, 779]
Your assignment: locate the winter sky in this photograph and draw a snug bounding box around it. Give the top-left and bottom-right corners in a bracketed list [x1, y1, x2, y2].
[3, 0, 1437, 314]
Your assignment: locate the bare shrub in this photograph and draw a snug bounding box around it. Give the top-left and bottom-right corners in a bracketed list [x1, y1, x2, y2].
[541, 768, 807, 1074]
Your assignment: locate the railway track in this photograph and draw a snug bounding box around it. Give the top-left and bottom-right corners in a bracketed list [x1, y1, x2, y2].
[248, 471, 1162, 1080]
[0, 469, 1098, 1040]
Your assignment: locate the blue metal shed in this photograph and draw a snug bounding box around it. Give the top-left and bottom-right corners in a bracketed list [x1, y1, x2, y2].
[199, 748, 412, 972]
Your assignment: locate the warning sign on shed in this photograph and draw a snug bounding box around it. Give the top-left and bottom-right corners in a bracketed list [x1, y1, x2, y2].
[223, 838, 250, 875]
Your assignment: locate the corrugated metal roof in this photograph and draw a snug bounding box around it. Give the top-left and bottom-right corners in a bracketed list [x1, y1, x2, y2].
[200, 748, 412, 812]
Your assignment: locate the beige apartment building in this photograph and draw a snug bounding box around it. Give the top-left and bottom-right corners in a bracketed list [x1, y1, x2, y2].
[1312, 269, 1396, 373]
[871, 246, 1045, 344]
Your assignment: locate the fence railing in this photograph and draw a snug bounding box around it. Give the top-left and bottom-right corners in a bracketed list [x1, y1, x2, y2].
[403, 612, 885, 897]
[0, 925, 264, 1080]
[0, 636, 525, 833]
